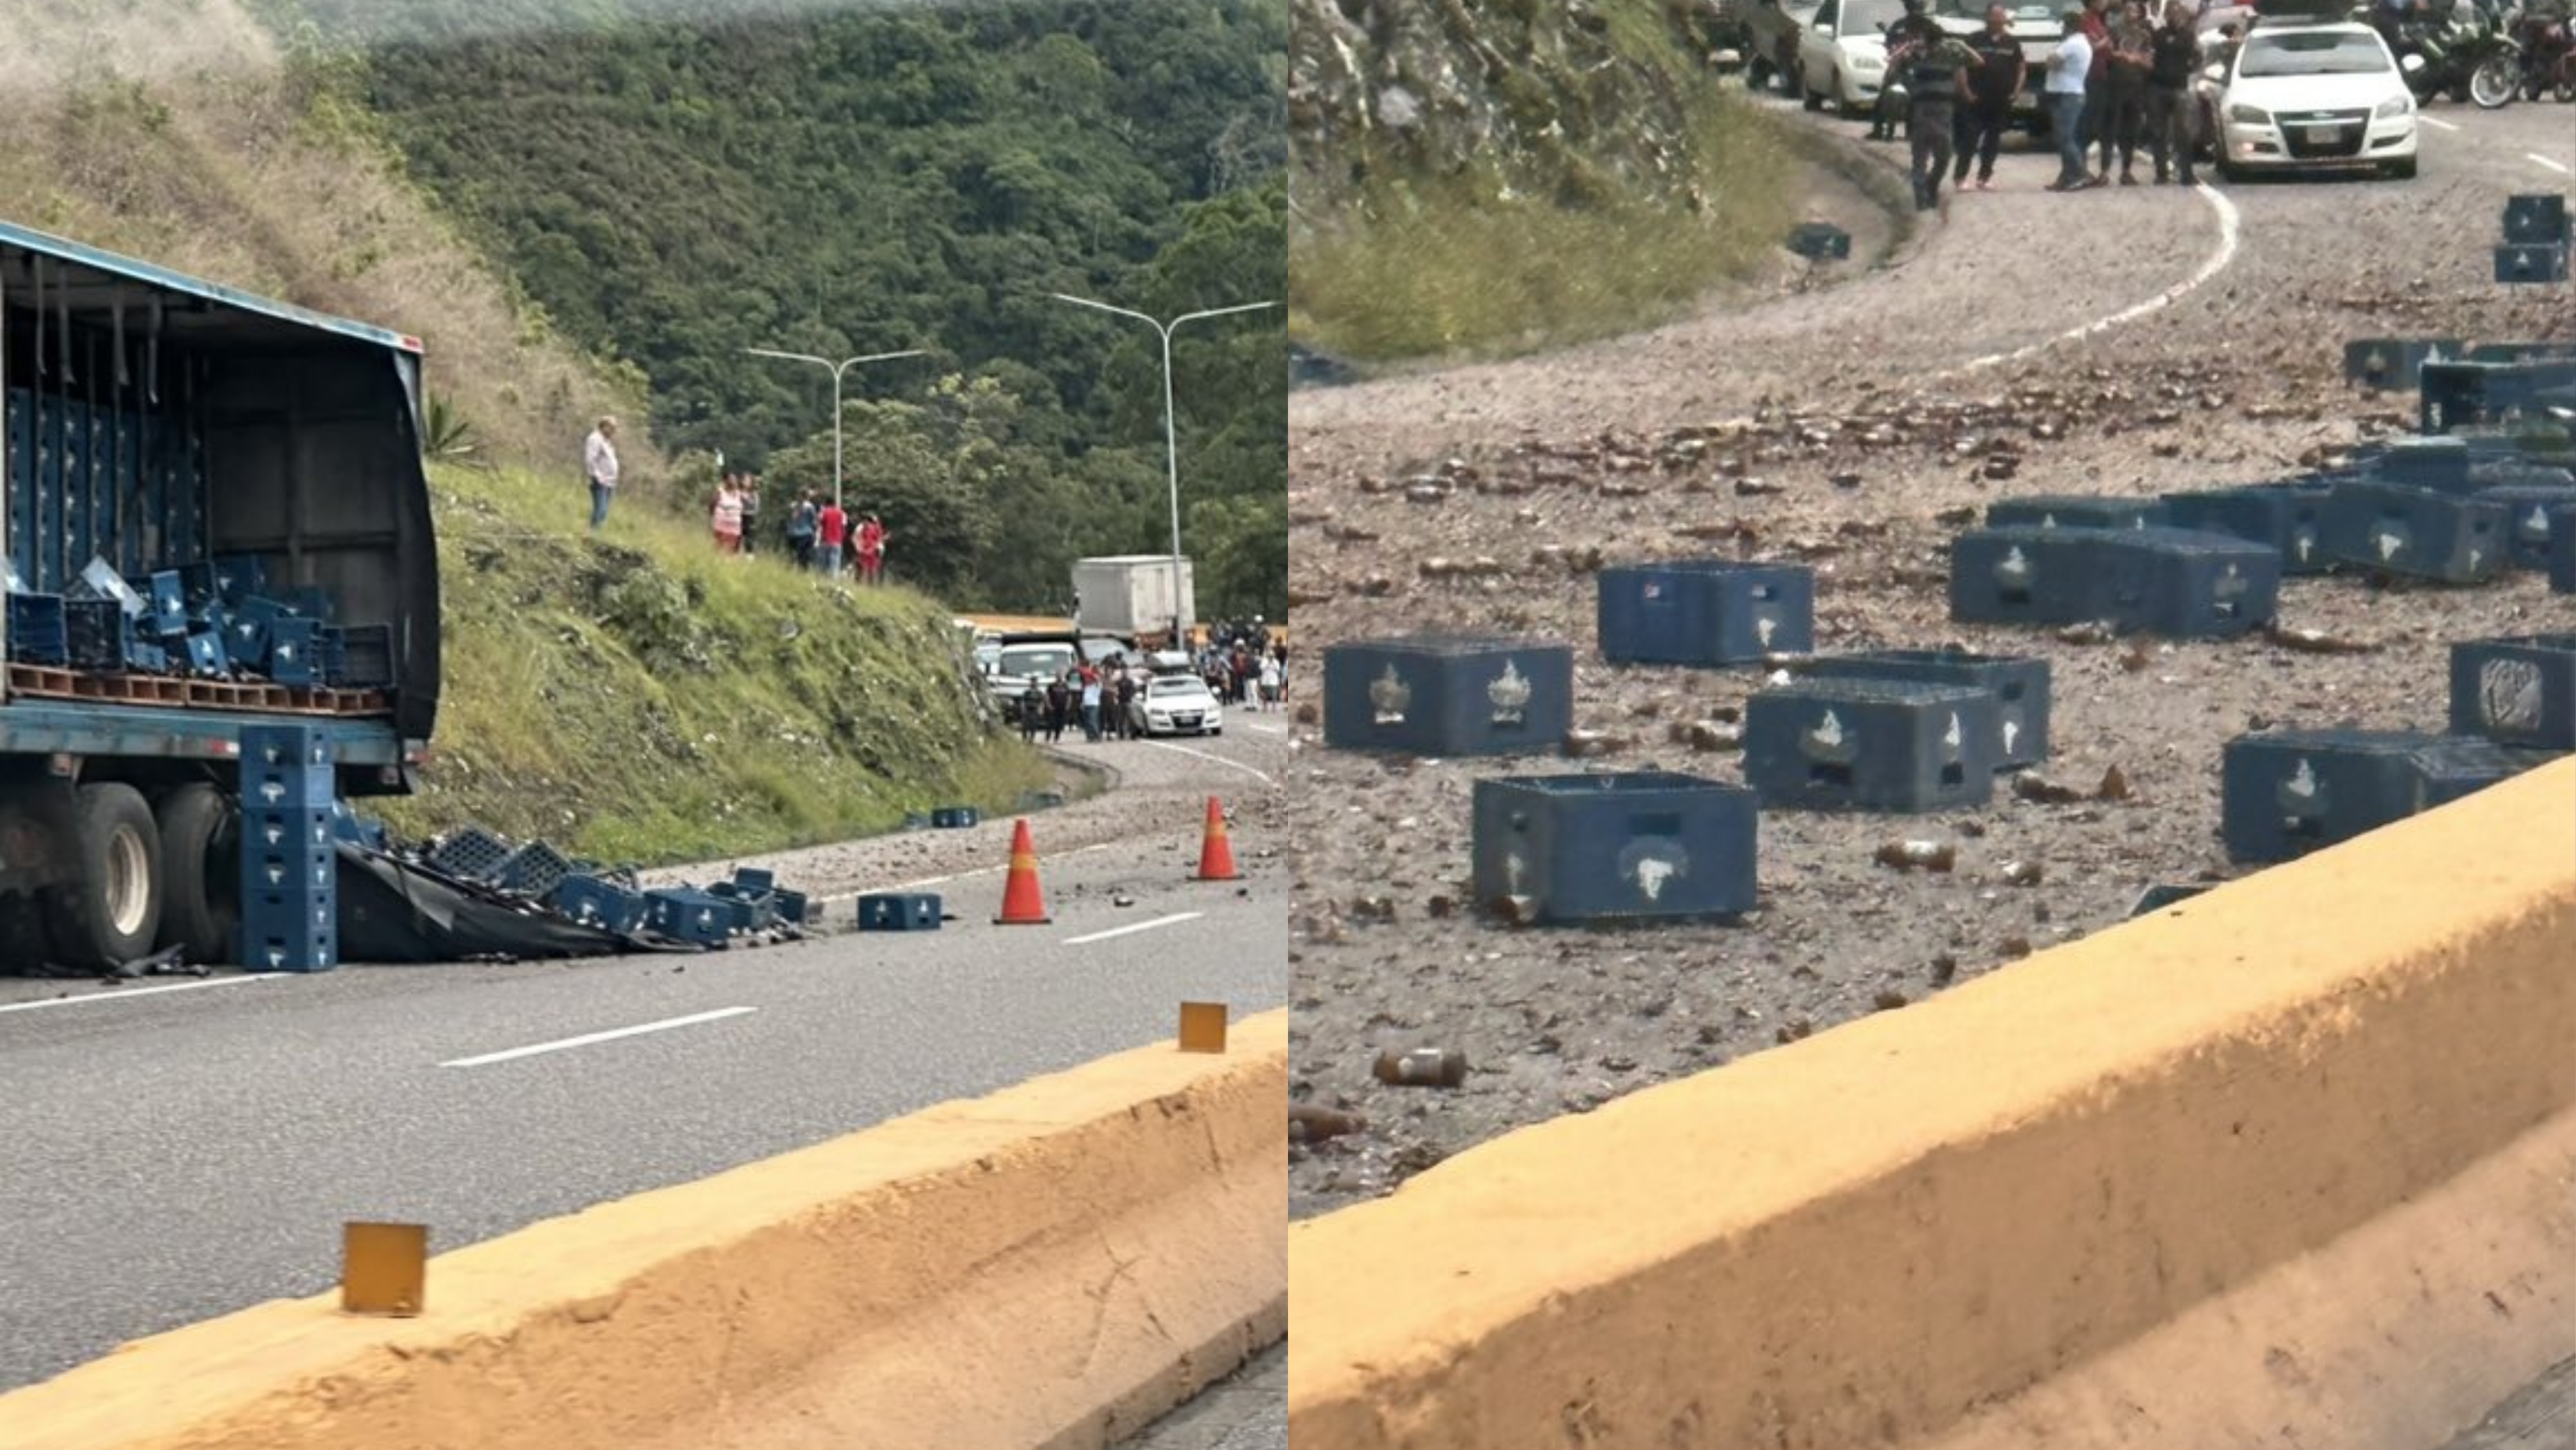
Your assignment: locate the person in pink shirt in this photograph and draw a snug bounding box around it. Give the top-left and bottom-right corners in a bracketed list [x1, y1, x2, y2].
[855, 514, 889, 585]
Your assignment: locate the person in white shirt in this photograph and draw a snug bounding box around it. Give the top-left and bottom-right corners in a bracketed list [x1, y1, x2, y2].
[583, 416, 620, 532]
[2045, 12, 2097, 192]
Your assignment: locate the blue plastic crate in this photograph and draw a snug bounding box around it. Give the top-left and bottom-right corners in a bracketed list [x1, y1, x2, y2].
[236, 922, 338, 974]
[2475, 483, 2576, 570]
[2367, 436, 2471, 492]
[125, 640, 169, 674]
[328, 800, 391, 852]
[1321, 636, 1576, 757]
[2411, 735, 2552, 808]
[2553, 504, 2576, 593]
[240, 723, 328, 770]
[1947, 527, 2104, 626]
[182, 630, 228, 676]
[645, 888, 733, 946]
[427, 827, 513, 883]
[2466, 341, 2576, 365]
[2504, 194, 2572, 245]
[223, 615, 270, 669]
[2218, 729, 2553, 864]
[211, 555, 267, 606]
[2450, 634, 2576, 751]
[855, 892, 942, 931]
[71, 557, 145, 618]
[1743, 678, 1998, 813]
[2494, 243, 2570, 285]
[244, 850, 336, 894]
[267, 619, 322, 686]
[2341, 337, 2462, 392]
[1984, 496, 2165, 531]
[1595, 560, 1814, 666]
[706, 881, 775, 930]
[64, 598, 130, 672]
[146, 571, 187, 637]
[240, 808, 334, 855]
[7, 594, 68, 666]
[550, 874, 648, 934]
[2091, 527, 2280, 638]
[2159, 482, 2338, 575]
[330, 623, 395, 689]
[494, 840, 574, 899]
[731, 867, 777, 895]
[1801, 649, 2050, 770]
[238, 886, 338, 943]
[2421, 360, 2576, 433]
[2319, 481, 2509, 583]
[1470, 771, 1757, 925]
[930, 806, 980, 829]
[770, 887, 809, 927]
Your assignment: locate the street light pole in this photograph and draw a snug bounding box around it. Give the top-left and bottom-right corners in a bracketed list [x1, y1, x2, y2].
[1049, 294, 1278, 644]
[743, 347, 928, 513]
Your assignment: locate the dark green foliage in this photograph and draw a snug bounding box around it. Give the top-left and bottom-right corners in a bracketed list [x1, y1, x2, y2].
[279, 0, 1286, 617]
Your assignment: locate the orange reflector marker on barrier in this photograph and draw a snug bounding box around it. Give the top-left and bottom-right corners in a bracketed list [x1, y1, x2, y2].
[341, 1222, 428, 1317]
[1192, 795, 1241, 881]
[994, 818, 1053, 925]
[1179, 1001, 1229, 1054]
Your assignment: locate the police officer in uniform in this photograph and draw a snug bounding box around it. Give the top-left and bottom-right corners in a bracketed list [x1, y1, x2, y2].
[1874, 0, 1950, 140]
[1906, 29, 1983, 210]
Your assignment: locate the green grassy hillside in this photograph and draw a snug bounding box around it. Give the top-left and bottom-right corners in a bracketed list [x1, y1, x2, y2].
[379, 462, 1052, 864]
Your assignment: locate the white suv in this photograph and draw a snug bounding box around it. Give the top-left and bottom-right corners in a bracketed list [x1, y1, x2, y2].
[2212, 20, 2419, 181]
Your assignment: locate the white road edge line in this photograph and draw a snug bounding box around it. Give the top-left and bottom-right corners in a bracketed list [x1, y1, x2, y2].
[1955, 184, 2243, 376]
[2419, 115, 2460, 133]
[0, 973, 289, 1015]
[1143, 740, 1278, 785]
[440, 1007, 758, 1068]
[2529, 153, 2573, 176]
[1063, 912, 1204, 946]
[1238, 721, 1289, 736]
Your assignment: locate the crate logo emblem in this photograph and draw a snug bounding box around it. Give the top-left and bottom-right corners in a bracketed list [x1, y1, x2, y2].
[1620, 841, 1687, 903]
[2374, 524, 2409, 562]
[2000, 711, 2021, 755]
[2292, 527, 2317, 564]
[1995, 546, 2033, 588]
[2277, 758, 2328, 818]
[1755, 613, 1778, 647]
[2521, 505, 2552, 541]
[1642, 581, 1664, 603]
[2214, 564, 2248, 603]
[1488, 661, 1532, 726]
[1369, 664, 1411, 725]
[1940, 711, 1963, 761]
[2478, 659, 2544, 732]
[1804, 708, 1856, 762]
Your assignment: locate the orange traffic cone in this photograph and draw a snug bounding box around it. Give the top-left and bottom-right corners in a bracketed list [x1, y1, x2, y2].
[1192, 796, 1241, 882]
[994, 818, 1052, 925]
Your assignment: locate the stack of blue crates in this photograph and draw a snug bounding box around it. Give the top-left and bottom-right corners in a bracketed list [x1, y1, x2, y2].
[237, 723, 338, 972]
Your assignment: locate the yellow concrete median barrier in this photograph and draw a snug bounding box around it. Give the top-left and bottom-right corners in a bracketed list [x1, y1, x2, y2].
[1291, 760, 2576, 1449]
[0, 1010, 1288, 1450]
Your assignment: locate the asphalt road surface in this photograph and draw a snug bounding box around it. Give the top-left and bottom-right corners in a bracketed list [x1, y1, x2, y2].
[0, 721, 1289, 1395]
[1120, 1344, 1287, 1450]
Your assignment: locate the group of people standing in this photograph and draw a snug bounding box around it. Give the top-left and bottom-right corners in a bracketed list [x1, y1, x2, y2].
[782, 494, 889, 583]
[1875, 0, 2220, 213]
[2043, 0, 2216, 192]
[574, 417, 889, 583]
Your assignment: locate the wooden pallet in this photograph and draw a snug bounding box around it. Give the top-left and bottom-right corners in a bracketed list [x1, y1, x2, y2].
[6, 664, 390, 717]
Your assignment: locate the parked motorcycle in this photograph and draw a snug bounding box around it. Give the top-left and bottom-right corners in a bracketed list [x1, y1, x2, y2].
[2394, 5, 2523, 108]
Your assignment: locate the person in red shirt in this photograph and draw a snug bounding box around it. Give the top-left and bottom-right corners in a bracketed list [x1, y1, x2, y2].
[855, 515, 889, 585]
[816, 500, 849, 577]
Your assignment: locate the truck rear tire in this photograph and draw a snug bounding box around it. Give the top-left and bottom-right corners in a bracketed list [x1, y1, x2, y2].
[156, 783, 238, 967]
[44, 783, 165, 971]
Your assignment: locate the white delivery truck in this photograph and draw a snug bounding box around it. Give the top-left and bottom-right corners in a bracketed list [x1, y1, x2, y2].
[1071, 555, 1195, 643]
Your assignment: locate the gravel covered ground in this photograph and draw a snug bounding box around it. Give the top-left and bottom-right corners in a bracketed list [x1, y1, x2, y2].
[1286, 104, 2576, 1219]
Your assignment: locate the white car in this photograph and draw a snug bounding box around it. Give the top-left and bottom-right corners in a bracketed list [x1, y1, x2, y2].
[1797, 0, 1907, 113]
[1141, 675, 1223, 738]
[2212, 20, 2419, 181]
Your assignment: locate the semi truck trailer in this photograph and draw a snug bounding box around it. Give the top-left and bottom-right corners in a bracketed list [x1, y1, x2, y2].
[0, 221, 437, 972]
